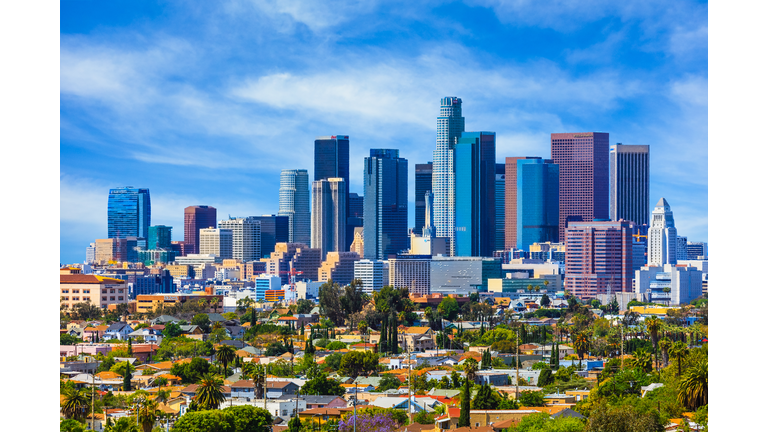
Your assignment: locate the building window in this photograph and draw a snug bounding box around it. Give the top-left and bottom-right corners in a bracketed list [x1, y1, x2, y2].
[83, 289, 90, 294]
[73, 290, 80, 293]
[110, 289, 115, 294]
[118, 289, 123, 293]
[118, 297, 123, 301]
[110, 297, 115, 301]
[62, 290, 69, 293]
[102, 297, 107, 301]
[73, 297, 79, 301]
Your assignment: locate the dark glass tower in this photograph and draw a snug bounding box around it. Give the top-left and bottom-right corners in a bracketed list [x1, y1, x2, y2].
[253, 215, 290, 258]
[551, 132, 609, 240]
[315, 135, 350, 250]
[363, 149, 408, 260]
[184, 205, 217, 255]
[108, 187, 151, 239]
[414, 162, 433, 234]
[495, 163, 505, 251]
[454, 132, 496, 257]
[609, 144, 650, 226]
[516, 159, 559, 251]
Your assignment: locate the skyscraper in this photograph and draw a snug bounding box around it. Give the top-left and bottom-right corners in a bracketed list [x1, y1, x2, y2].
[347, 192, 364, 250]
[108, 187, 151, 239]
[199, 228, 233, 259]
[184, 205, 217, 255]
[148, 225, 172, 250]
[363, 149, 408, 260]
[252, 215, 290, 258]
[278, 169, 311, 244]
[516, 158, 559, 251]
[565, 220, 633, 299]
[609, 144, 650, 226]
[432, 97, 465, 256]
[311, 178, 347, 259]
[551, 132, 610, 240]
[455, 131, 496, 257]
[504, 157, 540, 250]
[414, 162, 433, 234]
[648, 198, 677, 266]
[315, 135, 350, 250]
[218, 217, 261, 262]
[495, 163, 505, 252]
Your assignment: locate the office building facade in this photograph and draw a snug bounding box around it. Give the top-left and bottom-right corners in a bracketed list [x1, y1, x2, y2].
[432, 97, 465, 256]
[354, 259, 389, 294]
[315, 135, 350, 250]
[148, 225, 172, 250]
[278, 169, 311, 245]
[551, 132, 610, 240]
[184, 205, 217, 255]
[363, 149, 408, 260]
[687, 242, 708, 259]
[565, 220, 633, 299]
[389, 254, 432, 296]
[415, 162, 433, 234]
[430, 256, 502, 296]
[635, 264, 703, 306]
[318, 251, 360, 285]
[495, 163, 505, 252]
[609, 144, 650, 226]
[108, 187, 151, 239]
[455, 132, 496, 257]
[218, 217, 261, 262]
[505, 157, 541, 250]
[516, 158, 559, 251]
[311, 178, 347, 259]
[199, 228, 233, 259]
[648, 198, 677, 266]
[252, 215, 290, 258]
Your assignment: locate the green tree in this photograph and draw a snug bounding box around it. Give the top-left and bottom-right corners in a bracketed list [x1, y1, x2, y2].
[678, 358, 707, 411]
[61, 387, 89, 421]
[668, 341, 689, 377]
[458, 368, 471, 428]
[192, 314, 211, 333]
[518, 391, 545, 407]
[226, 405, 274, 432]
[437, 297, 460, 321]
[629, 348, 653, 373]
[60, 419, 87, 432]
[471, 384, 501, 410]
[288, 415, 302, 432]
[413, 410, 435, 425]
[137, 399, 160, 432]
[319, 280, 346, 326]
[106, 417, 140, 432]
[296, 299, 314, 314]
[379, 315, 389, 354]
[301, 364, 346, 396]
[376, 374, 402, 392]
[573, 332, 589, 370]
[540, 294, 551, 308]
[586, 401, 664, 432]
[464, 358, 478, 384]
[216, 344, 237, 373]
[195, 374, 226, 410]
[339, 351, 378, 378]
[61, 334, 82, 345]
[537, 368, 554, 387]
[326, 341, 347, 350]
[162, 323, 183, 338]
[122, 361, 133, 391]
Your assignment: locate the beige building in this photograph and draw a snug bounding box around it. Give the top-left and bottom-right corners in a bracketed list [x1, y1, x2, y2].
[350, 228, 364, 256]
[60, 274, 129, 311]
[165, 264, 192, 278]
[318, 251, 360, 285]
[199, 228, 233, 259]
[136, 294, 223, 314]
[93, 238, 126, 263]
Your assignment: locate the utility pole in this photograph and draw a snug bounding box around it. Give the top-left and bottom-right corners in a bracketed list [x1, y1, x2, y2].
[515, 320, 519, 402]
[353, 385, 357, 432]
[90, 368, 95, 430]
[407, 342, 412, 424]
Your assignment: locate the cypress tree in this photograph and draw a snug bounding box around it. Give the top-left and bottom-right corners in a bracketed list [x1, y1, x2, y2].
[123, 361, 132, 391]
[300, 324, 304, 336]
[128, 339, 133, 356]
[250, 307, 257, 326]
[458, 371, 471, 427]
[390, 314, 398, 354]
[380, 316, 389, 354]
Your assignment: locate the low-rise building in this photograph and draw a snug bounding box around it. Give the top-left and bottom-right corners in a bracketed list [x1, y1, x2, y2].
[61, 274, 130, 312]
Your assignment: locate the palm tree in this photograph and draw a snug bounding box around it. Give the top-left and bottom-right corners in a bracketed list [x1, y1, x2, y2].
[668, 341, 689, 377]
[137, 399, 160, 432]
[243, 362, 266, 399]
[155, 388, 171, 406]
[678, 358, 707, 410]
[464, 358, 479, 384]
[659, 337, 673, 367]
[573, 332, 590, 370]
[629, 348, 653, 373]
[645, 316, 662, 373]
[216, 344, 237, 375]
[195, 373, 226, 410]
[61, 386, 89, 421]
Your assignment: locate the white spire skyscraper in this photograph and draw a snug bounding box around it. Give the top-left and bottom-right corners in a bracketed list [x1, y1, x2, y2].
[648, 197, 677, 266]
[432, 97, 465, 256]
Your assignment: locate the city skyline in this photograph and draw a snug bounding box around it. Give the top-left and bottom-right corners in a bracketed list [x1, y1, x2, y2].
[60, 2, 708, 264]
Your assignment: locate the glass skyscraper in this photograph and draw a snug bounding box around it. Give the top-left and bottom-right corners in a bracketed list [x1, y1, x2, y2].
[495, 163, 505, 252]
[315, 135, 350, 250]
[414, 162, 433, 234]
[108, 187, 151, 239]
[454, 131, 496, 257]
[278, 169, 311, 244]
[148, 225, 172, 250]
[363, 149, 408, 260]
[432, 97, 465, 256]
[311, 178, 347, 259]
[609, 143, 650, 226]
[516, 158, 559, 251]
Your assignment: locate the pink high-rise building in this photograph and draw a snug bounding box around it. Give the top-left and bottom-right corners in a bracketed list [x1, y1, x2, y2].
[565, 220, 633, 300]
[184, 206, 217, 255]
[551, 132, 609, 240]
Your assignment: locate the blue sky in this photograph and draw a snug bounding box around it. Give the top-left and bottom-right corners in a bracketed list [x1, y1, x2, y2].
[60, 0, 708, 264]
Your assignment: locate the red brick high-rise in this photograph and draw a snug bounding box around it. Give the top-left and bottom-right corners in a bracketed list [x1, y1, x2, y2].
[565, 220, 633, 300]
[551, 132, 609, 240]
[504, 156, 541, 250]
[184, 206, 217, 255]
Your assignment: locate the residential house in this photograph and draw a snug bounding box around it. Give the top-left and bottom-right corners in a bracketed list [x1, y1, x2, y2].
[297, 407, 354, 427]
[127, 328, 163, 344]
[435, 408, 541, 430]
[399, 327, 436, 352]
[102, 322, 133, 341]
[266, 381, 300, 399]
[230, 380, 257, 399]
[298, 395, 348, 410]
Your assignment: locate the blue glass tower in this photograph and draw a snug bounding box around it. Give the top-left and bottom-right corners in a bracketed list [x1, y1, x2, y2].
[108, 187, 151, 239]
[148, 225, 172, 250]
[516, 159, 559, 251]
[455, 132, 496, 257]
[363, 149, 408, 260]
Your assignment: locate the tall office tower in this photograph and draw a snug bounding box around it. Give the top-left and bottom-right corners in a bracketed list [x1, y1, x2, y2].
[218, 217, 261, 262]
[516, 158, 559, 251]
[676, 236, 689, 262]
[108, 187, 151, 239]
[318, 251, 361, 285]
[455, 132, 496, 257]
[389, 254, 432, 295]
[252, 215, 290, 258]
[565, 220, 633, 299]
[354, 259, 389, 294]
[495, 163, 505, 251]
[432, 97, 465, 256]
[363, 149, 408, 260]
[199, 228, 233, 259]
[85, 243, 96, 264]
[551, 132, 610, 241]
[648, 198, 677, 266]
[347, 192, 364, 250]
[278, 169, 311, 244]
[311, 178, 347, 259]
[184, 206, 217, 255]
[504, 157, 541, 249]
[609, 144, 650, 226]
[148, 225, 172, 250]
[315, 135, 350, 249]
[414, 162, 433, 233]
